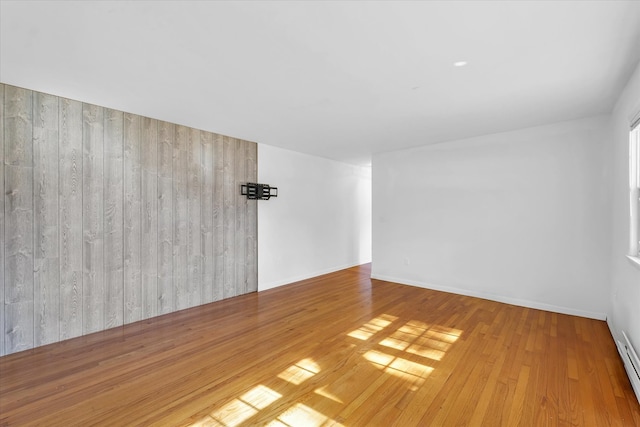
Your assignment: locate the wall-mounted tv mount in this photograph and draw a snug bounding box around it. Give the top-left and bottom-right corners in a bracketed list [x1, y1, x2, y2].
[241, 183, 278, 200]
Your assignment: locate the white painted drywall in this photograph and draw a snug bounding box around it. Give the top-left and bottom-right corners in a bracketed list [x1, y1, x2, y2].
[608, 61, 640, 356]
[258, 144, 372, 290]
[372, 116, 612, 319]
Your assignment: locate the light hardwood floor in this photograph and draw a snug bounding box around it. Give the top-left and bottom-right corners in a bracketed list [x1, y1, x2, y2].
[1, 264, 639, 426]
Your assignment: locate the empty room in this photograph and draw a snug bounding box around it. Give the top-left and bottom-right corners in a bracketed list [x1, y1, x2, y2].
[1, 1, 640, 426]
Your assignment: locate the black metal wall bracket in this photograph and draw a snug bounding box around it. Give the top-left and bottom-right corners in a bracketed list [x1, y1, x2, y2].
[241, 183, 278, 200]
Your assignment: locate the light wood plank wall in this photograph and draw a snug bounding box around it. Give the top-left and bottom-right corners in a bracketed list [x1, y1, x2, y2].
[0, 83, 258, 356]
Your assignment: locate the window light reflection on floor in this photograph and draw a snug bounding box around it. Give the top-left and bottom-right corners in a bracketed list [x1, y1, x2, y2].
[347, 314, 398, 340]
[190, 318, 463, 427]
[203, 385, 282, 427]
[268, 403, 345, 427]
[314, 386, 344, 404]
[379, 320, 461, 361]
[363, 349, 434, 385]
[277, 358, 320, 385]
[348, 316, 463, 388]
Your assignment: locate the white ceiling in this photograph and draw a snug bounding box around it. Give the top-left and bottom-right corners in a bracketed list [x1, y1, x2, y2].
[2, 1, 640, 165]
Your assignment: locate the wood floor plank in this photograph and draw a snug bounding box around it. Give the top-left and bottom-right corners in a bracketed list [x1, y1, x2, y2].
[0, 265, 638, 426]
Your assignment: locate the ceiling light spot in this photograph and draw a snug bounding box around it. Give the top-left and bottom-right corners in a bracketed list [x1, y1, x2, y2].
[453, 61, 468, 67]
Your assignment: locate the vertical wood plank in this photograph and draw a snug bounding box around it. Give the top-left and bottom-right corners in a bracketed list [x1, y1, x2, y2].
[124, 113, 142, 323]
[245, 141, 258, 293]
[82, 103, 104, 334]
[141, 117, 158, 319]
[33, 91, 60, 346]
[157, 121, 174, 314]
[201, 132, 214, 304]
[0, 84, 5, 356]
[59, 97, 83, 340]
[222, 136, 236, 299]
[213, 134, 225, 302]
[234, 139, 247, 296]
[4, 85, 34, 353]
[173, 125, 188, 310]
[104, 109, 124, 328]
[187, 128, 202, 308]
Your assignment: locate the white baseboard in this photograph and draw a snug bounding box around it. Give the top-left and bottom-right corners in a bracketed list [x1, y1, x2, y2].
[608, 321, 640, 404]
[370, 273, 607, 320]
[258, 262, 363, 291]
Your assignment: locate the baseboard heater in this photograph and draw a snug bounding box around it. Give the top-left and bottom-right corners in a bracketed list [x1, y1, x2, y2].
[617, 331, 640, 403]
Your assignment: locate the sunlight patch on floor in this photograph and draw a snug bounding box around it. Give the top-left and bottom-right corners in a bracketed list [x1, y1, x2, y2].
[379, 336, 410, 351]
[425, 327, 462, 343]
[405, 343, 447, 361]
[347, 314, 398, 340]
[347, 317, 465, 388]
[315, 386, 344, 404]
[205, 385, 282, 427]
[240, 385, 282, 409]
[191, 318, 462, 427]
[263, 420, 289, 427]
[379, 321, 461, 361]
[278, 358, 321, 385]
[188, 415, 224, 427]
[398, 320, 431, 336]
[268, 403, 345, 427]
[363, 350, 433, 384]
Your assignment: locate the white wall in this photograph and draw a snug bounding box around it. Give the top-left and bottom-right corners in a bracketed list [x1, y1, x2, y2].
[608, 62, 640, 353]
[258, 144, 371, 290]
[372, 116, 612, 319]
